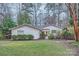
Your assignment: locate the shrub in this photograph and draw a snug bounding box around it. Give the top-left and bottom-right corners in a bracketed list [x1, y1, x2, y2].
[48, 33, 54, 40]
[62, 28, 74, 40]
[12, 34, 34, 40]
[55, 31, 62, 39]
[27, 35, 34, 40]
[0, 32, 4, 40]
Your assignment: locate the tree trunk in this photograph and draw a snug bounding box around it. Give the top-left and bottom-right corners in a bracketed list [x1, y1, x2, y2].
[66, 3, 79, 41]
[73, 15, 79, 41]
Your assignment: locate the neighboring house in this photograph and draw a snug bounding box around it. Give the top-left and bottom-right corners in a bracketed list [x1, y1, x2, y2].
[42, 25, 62, 36]
[10, 24, 42, 39]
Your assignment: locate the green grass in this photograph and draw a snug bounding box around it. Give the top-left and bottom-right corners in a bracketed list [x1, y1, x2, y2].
[0, 40, 70, 56]
[70, 41, 79, 47]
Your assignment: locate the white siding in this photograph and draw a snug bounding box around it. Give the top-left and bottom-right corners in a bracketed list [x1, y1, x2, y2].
[11, 26, 41, 39]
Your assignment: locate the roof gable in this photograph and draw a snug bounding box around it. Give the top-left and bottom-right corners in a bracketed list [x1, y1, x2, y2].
[10, 24, 41, 31]
[42, 25, 62, 30]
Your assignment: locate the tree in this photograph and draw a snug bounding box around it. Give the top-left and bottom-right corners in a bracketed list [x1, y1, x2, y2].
[30, 3, 41, 26]
[0, 16, 16, 39]
[18, 11, 31, 25]
[69, 16, 73, 26]
[45, 3, 55, 25]
[2, 16, 16, 31]
[17, 3, 41, 26]
[0, 4, 11, 25]
[44, 3, 68, 27]
[66, 3, 79, 41]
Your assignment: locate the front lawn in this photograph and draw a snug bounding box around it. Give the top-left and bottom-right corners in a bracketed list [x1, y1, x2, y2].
[0, 40, 70, 56]
[70, 41, 79, 47]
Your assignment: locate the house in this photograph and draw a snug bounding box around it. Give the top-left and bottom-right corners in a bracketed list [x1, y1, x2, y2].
[42, 25, 62, 36]
[10, 24, 42, 39]
[10, 24, 62, 40]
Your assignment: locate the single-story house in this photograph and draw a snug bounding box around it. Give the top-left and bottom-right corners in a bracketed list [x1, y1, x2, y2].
[42, 25, 62, 36]
[10, 24, 62, 40]
[10, 24, 42, 39]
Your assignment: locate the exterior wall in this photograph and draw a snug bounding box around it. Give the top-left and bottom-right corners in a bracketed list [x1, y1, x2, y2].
[11, 26, 41, 39]
[42, 26, 62, 36]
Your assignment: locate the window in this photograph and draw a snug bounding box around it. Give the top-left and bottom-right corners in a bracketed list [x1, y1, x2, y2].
[17, 30, 24, 34]
[52, 30, 56, 33]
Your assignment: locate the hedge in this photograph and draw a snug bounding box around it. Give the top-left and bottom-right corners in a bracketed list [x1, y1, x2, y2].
[12, 34, 34, 40]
